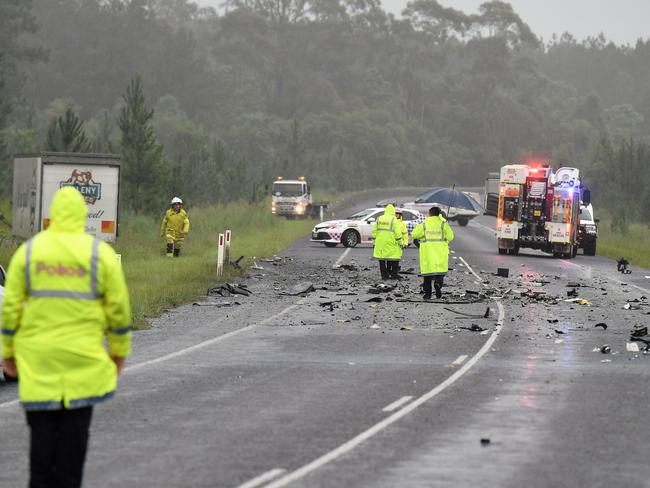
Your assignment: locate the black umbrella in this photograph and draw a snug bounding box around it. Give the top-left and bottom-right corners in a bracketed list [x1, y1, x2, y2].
[415, 187, 482, 212]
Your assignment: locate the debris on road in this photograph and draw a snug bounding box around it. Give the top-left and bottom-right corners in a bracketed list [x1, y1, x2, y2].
[192, 301, 241, 307]
[250, 257, 264, 270]
[600, 344, 611, 354]
[369, 324, 381, 329]
[631, 326, 648, 337]
[365, 297, 384, 303]
[400, 326, 412, 331]
[497, 268, 509, 278]
[284, 282, 316, 296]
[480, 438, 491, 446]
[567, 288, 579, 298]
[594, 323, 607, 330]
[229, 255, 244, 269]
[617, 257, 632, 274]
[208, 283, 252, 297]
[460, 324, 486, 332]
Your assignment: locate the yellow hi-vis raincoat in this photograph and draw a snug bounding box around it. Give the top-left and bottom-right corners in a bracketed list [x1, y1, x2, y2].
[372, 204, 403, 260]
[1, 187, 131, 410]
[160, 208, 190, 249]
[411, 215, 454, 276]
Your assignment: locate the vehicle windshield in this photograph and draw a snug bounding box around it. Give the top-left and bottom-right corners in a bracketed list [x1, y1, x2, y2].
[348, 208, 376, 220]
[580, 207, 593, 221]
[273, 183, 304, 197]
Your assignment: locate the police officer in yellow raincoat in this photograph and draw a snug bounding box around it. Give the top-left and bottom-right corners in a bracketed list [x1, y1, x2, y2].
[372, 204, 404, 280]
[160, 196, 190, 257]
[1, 186, 131, 488]
[411, 206, 454, 299]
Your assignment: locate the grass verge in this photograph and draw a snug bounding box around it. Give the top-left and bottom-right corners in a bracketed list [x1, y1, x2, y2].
[595, 218, 650, 269]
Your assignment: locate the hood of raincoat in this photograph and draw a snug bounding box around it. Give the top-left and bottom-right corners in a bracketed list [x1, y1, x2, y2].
[49, 187, 88, 233]
[384, 204, 396, 218]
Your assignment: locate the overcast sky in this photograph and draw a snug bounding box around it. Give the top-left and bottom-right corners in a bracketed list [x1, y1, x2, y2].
[195, 0, 650, 45]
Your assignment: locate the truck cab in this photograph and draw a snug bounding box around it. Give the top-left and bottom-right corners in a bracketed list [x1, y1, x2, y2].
[271, 177, 313, 218]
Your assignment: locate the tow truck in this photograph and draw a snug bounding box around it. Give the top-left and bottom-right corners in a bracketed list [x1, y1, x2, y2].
[496, 163, 590, 259]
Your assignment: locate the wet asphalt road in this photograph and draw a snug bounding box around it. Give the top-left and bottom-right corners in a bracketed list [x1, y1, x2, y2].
[2, 195, 650, 488]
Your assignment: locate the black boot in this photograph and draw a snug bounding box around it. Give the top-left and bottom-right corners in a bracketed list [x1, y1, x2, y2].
[166, 243, 173, 257]
[173, 248, 180, 257]
[434, 282, 442, 299]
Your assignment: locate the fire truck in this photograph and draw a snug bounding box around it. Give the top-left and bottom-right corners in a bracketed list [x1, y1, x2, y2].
[496, 164, 590, 259]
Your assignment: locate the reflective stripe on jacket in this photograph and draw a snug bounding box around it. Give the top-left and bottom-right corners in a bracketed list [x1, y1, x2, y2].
[160, 208, 190, 241]
[372, 204, 403, 260]
[411, 216, 454, 276]
[1, 187, 131, 410]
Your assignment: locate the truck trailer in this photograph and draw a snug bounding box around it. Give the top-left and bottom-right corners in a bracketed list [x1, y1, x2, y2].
[496, 163, 588, 259]
[13, 152, 121, 242]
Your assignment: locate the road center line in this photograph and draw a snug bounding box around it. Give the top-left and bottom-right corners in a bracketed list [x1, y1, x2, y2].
[236, 469, 286, 488]
[333, 247, 351, 269]
[261, 300, 505, 488]
[382, 396, 413, 412]
[458, 256, 483, 282]
[452, 355, 468, 365]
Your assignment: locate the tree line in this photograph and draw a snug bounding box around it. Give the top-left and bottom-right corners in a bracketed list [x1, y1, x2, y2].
[0, 0, 648, 222]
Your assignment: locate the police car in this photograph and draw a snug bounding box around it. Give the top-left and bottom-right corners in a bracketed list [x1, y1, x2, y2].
[311, 207, 425, 248]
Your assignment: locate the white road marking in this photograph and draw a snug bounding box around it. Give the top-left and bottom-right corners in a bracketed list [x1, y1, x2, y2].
[382, 396, 414, 412]
[458, 256, 483, 282]
[262, 300, 506, 488]
[333, 247, 351, 269]
[126, 305, 299, 373]
[236, 469, 286, 488]
[452, 355, 468, 365]
[627, 342, 640, 352]
[0, 302, 302, 410]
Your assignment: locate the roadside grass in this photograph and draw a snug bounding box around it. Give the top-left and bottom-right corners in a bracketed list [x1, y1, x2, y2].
[115, 200, 318, 328]
[596, 218, 650, 269]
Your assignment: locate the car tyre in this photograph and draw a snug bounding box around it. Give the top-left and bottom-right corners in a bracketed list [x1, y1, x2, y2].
[342, 230, 360, 248]
[584, 241, 596, 256]
[324, 242, 338, 248]
[498, 248, 508, 255]
[457, 217, 469, 226]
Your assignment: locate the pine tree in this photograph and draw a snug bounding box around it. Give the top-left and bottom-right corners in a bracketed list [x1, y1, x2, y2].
[45, 107, 92, 152]
[118, 76, 166, 214]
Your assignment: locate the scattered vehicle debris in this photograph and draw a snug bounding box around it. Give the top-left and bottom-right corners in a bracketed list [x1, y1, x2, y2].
[229, 255, 244, 269]
[365, 297, 384, 303]
[480, 438, 491, 446]
[460, 324, 487, 332]
[631, 326, 648, 337]
[594, 323, 607, 330]
[283, 282, 316, 296]
[497, 268, 509, 278]
[400, 326, 412, 331]
[567, 288, 578, 297]
[600, 344, 611, 354]
[192, 301, 241, 307]
[208, 283, 252, 297]
[617, 257, 632, 274]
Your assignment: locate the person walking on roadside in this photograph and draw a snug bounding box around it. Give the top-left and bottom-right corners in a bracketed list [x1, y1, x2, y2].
[372, 204, 403, 280]
[411, 206, 454, 299]
[1, 186, 132, 488]
[160, 196, 190, 257]
[393, 209, 409, 278]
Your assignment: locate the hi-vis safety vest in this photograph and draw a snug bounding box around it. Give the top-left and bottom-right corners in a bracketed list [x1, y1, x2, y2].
[25, 237, 103, 300]
[411, 216, 454, 276]
[372, 204, 403, 260]
[1, 186, 131, 410]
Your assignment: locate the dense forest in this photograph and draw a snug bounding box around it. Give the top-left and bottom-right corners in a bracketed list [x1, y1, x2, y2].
[1, 0, 649, 223]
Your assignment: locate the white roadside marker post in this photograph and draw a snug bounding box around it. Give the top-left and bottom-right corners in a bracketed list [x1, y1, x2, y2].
[217, 233, 225, 277]
[319, 205, 324, 221]
[225, 229, 232, 267]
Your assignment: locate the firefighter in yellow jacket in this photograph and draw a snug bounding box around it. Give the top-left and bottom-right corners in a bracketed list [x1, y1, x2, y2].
[160, 196, 190, 257]
[1, 186, 131, 488]
[411, 206, 454, 299]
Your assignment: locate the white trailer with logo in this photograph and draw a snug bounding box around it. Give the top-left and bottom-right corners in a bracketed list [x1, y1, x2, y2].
[12, 152, 121, 242]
